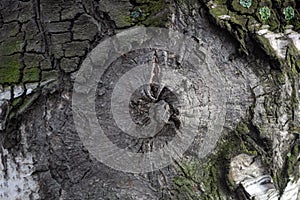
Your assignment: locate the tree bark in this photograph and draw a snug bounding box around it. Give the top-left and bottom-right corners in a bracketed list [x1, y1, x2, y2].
[0, 0, 299, 199]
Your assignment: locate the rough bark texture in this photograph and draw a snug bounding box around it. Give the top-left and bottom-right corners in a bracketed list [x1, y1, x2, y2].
[0, 0, 299, 199]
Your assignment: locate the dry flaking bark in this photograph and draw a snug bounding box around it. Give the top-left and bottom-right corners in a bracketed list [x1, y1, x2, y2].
[0, 0, 299, 199]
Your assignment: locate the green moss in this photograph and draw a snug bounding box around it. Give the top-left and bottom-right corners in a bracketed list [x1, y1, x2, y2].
[277, 72, 286, 85]
[239, 0, 252, 8]
[8, 111, 16, 120]
[235, 27, 248, 52]
[1, 22, 19, 39]
[0, 55, 22, 84]
[259, 6, 271, 21]
[257, 0, 272, 7]
[271, 69, 287, 85]
[18, 97, 31, 114]
[121, 0, 169, 27]
[7, 89, 40, 121]
[294, 20, 300, 31]
[40, 59, 52, 70]
[173, 159, 223, 199]
[12, 97, 22, 107]
[267, 10, 280, 31]
[295, 59, 300, 72]
[289, 126, 300, 134]
[229, 12, 248, 28]
[214, 0, 227, 5]
[290, 77, 299, 118]
[23, 67, 40, 83]
[210, 6, 229, 18]
[0, 35, 23, 56]
[41, 70, 59, 82]
[232, 0, 257, 14]
[115, 11, 134, 28]
[283, 6, 295, 21]
[122, 15, 135, 26]
[139, 0, 166, 15]
[216, 127, 258, 161]
[235, 122, 249, 133]
[255, 6, 281, 32]
[172, 121, 260, 198]
[247, 15, 260, 32]
[204, 0, 298, 68]
[142, 10, 169, 26]
[18, 93, 39, 114]
[24, 54, 43, 68]
[255, 35, 277, 59]
[277, 140, 300, 193]
[286, 44, 300, 73]
[129, 0, 169, 27]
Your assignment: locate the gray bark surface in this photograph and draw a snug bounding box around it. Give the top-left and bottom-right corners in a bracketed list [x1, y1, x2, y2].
[0, 0, 299, 199]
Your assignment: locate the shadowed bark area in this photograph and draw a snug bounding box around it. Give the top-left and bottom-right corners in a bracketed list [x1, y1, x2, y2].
[0, 0, 299, 199]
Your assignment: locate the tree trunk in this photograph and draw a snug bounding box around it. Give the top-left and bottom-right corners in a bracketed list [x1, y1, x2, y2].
[0, 0, 299, 199]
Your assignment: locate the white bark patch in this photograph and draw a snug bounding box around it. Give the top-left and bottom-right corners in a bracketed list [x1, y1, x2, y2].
[229, 154, 280, 199]
[229, 154, 265, 184]
[286, 29, 300, 52]
[13, 85, 24, 98]
[263, 32, 288, 59]
[280, 179, 300, 200]
[257, 27, 300, 59]
[0, 125, 40, 199]
[0, 89, 11, 101]
[218, 15, 230, 20]
[0, 148, 40, 200]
